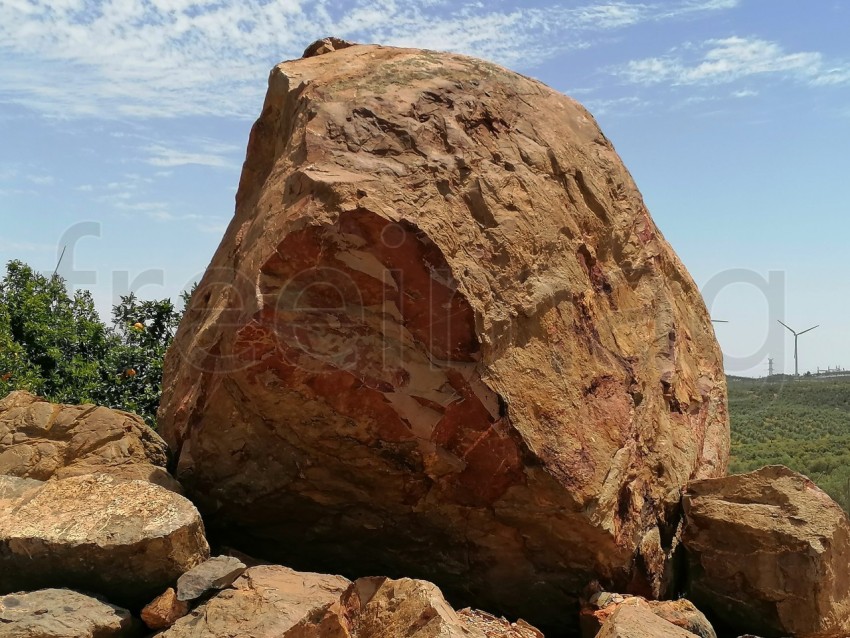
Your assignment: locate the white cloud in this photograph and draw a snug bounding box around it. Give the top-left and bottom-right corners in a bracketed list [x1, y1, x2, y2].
[620, 36, 850, 87]
[0, 166, 54, 186]
[0, 0, 739, 119]
[0, 239, 53, 253]
[146, 211, 204, 222]
[27, 175, 54, 185]
[143, 141, 240, 168]
[584, 95, 651, 116]
[197, 220, 230, 235]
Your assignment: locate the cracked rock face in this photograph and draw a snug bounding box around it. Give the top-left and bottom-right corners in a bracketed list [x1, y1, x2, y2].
[0, 390, 181, 492]
[159, 42, 728, 634]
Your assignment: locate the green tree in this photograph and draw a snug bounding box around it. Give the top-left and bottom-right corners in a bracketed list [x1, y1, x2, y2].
[0, 260, 188, 427]
[0, 260, 111, 403]
[95, 293, 182, 425]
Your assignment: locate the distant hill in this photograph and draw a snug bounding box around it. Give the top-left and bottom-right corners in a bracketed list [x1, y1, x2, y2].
[728, 374, 850, 511]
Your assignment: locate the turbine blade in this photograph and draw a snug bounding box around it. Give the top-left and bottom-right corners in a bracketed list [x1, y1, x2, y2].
[777, 320, 796, 334]
[798, 325, 819, 335]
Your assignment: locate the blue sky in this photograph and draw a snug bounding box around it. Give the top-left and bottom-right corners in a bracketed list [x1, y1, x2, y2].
[1, 0, 848, 376]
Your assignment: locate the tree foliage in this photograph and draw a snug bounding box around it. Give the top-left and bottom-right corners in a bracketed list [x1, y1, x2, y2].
[0, 260, 186, 427]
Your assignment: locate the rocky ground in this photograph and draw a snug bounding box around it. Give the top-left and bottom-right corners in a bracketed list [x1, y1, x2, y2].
[3, 390, 849, 636]
[3, 39, 849, 638]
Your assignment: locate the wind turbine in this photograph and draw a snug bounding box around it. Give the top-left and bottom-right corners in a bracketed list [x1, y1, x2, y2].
[778, 321, 819, 376]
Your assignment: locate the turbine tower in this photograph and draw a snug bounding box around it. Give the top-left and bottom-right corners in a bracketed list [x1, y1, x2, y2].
[778, 321, 819, 376]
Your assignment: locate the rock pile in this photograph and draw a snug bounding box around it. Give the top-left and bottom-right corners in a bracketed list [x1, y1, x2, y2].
[0, 393, 545, 637]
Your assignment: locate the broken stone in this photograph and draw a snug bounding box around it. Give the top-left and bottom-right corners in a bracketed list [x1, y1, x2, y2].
[176, 555, 247, 602]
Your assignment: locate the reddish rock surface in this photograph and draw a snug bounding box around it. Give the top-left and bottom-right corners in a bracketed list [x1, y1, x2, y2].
[142, 588, 189, 630]
[683, 466, 850, 638]
[159, 40, 728, 633]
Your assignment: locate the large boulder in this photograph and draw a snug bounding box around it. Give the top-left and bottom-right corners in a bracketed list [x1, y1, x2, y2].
[0, 588, 138, 638]
[0, 391, 180, 491]
[682, 466, 850, 637]
[159, 40, 728, 632]
[0, 473, 209, 607]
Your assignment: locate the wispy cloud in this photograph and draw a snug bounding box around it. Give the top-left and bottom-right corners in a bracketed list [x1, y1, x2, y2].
[143, 141, 239, 169]
[0, 0, 739, 119]
[0, 239, 53, 253]
[619, 36, 850, 87]
[584, 95, 651, 116]
[0, 165, 55, 186]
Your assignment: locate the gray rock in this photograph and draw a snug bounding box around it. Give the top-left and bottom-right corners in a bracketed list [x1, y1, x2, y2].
[176, 556, 247, 602]
[0, 475, 42, 501]
[0, 588, 137, 637]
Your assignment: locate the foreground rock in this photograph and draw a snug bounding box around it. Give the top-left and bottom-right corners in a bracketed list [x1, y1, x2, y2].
[154, 565, 350, 637]
[581, 592, 715, 638]
[141, 589, 189, 631]
[176, 555, 247, 602]
[0, 588, 137, 638]
[683, 466, 850, 637]
[159, 40, 728, 634]
[154, 565, 540, 638]
[596, 602, 699, 638]
[459, 609, 544, 638]
[324, 576, 542, 638]
[0, 473, 209, 607]
[0, 391, 179, 491]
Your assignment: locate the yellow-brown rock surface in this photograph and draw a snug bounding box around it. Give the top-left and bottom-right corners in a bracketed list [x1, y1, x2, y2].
[154, 567, 541, 638]
[159, 41, 728, 633]
[0, 473, 209, 607]
[0, 390, 180, 492]
[683, 466, 850, 637]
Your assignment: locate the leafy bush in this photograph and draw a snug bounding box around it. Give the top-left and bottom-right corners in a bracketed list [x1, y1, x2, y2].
[0, 260, 187, 427]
